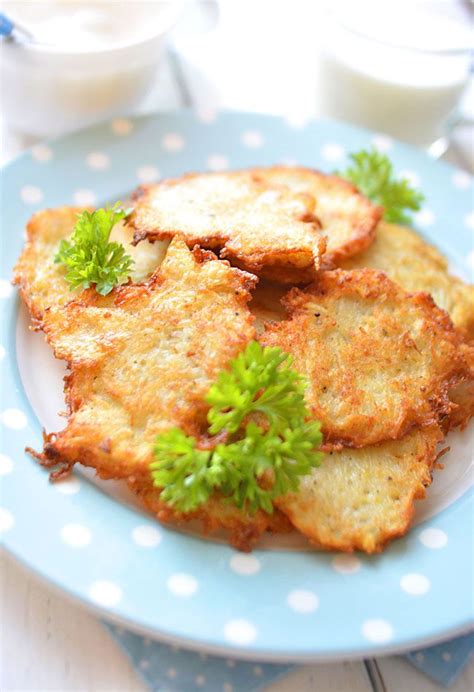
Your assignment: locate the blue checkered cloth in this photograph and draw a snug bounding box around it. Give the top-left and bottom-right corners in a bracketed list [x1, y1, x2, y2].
[105, 624, 473, 691]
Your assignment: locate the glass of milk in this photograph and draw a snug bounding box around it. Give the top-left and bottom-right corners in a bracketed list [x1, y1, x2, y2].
[315, 2, 472, 149]
[0, 0, 183, 138]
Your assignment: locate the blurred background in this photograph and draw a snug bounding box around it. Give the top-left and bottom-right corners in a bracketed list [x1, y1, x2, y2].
[1, 0, 473, 169]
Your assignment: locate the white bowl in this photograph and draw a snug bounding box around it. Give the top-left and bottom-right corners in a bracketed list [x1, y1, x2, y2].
[0, 2, 182, 138]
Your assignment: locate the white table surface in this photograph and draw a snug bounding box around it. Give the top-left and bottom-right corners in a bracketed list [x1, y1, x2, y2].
[1, 5, 473, 691]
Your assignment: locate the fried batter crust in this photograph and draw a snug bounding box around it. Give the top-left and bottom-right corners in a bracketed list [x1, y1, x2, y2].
[250, 166, 382, 266]
[339, 221, 474, 339]
[276, 426, 442, 553]
[130, 171, 326, 283]
[129, 479, 292, 552]
[13, 206, 167, 321]
[261, 269, 467, 447]
[39, 238, 256, 480]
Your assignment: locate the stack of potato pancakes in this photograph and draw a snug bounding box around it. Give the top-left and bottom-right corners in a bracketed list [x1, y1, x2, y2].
[14, 167, 474, 552]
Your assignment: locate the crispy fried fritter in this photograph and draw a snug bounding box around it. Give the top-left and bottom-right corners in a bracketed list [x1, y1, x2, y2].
[129, 479, 292, 552]
[447, 342, 474, 430]
[339, 221, 474, 339]
[261, 269, 466, 447]
[131, 171, 326, 282]
[250, 166, 382, 265]
[39, 238, 256, 480]
[12, 207, 167, 321]
[277, 426, 442, 553]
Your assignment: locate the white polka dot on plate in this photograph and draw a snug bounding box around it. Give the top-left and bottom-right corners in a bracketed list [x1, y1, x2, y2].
[167, 573, 198, 597]
[0, 280, 13, 300]
[31, 144, 53, 162]
[229, 553, 261, 576]
[372, 134, 393, 151]
[332, 554, 361, 574]
[452, 170, 471, 189]
[0, 507, 14, 533]
[73, 189, 97, 206]
[21, 185, 43, 204]
[287, 589, 319, 614]
[86, 152, 110, 170]
[1, 408, 28, 430]
[207, 154, 229, 172]
[398, 170, 420, 187]
[400, 573, 431, 596]
[224, 619, 257, 646]
[162, 133, 185, 152]
[419, 527, 448, 549]
[89, 580, 123, 607]
[0, 345, 5, 361]
[464, 212, 474, 231]
[132, 524, 162, 548]
[362, 618, 394, 644]
[241, 130, 264, 148]
[60, 523, 91, 548]
[166, 668, 177, 679]
[414, 208, 436, 227]
[196, 106, 218, 124]
[111, 118, 133, 136]
[195, 674, 206, 687]
[0, 453, 13, 476]
[321, 143, 345, 162]
[137, 165, 160, 183]
[0, 280, 13, 299]
[55, 477, 81, 495]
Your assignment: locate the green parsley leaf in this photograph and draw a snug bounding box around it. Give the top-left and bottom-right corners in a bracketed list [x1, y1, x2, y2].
[337, 148, 424, 224]
[54, 204, 134, 295]
[150, 341, 323, 514]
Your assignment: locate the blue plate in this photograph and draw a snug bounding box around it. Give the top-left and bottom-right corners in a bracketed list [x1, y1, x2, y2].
[1, 111, 473, 661]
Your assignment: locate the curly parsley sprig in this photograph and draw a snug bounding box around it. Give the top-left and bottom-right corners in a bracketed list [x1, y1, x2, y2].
[54, 204, 134, 295]
[150, 342, 323, 514]
[337, 148, 424, 224]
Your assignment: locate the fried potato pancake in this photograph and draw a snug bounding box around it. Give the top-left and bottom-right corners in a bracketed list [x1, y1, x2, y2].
[130, 171, 326, 282]
[129, 479, 292, 552]
[447, 342, 474, 430]
[13, 207, 167, 321]
[261, 269, 467, 447]
[277, 426, 442, 553]
[39, 238, 256, 480]
[250, 166, 382, 265]
[339, 221, 474, 339]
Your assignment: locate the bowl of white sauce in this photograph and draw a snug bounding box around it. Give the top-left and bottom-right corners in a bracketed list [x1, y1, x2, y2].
[1, 0, 183, 137]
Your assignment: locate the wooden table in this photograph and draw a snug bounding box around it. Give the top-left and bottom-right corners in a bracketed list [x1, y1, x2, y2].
[1, 5, 473, 690]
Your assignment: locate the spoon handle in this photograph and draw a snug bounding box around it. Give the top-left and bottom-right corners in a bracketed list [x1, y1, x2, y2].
[0, 12, 14, 38]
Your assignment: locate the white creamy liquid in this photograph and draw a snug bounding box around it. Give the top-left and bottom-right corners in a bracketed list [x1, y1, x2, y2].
[2, 0, 180, 50]
[316, 3, 471, 147]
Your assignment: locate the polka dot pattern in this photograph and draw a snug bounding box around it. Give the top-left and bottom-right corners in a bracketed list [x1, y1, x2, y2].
[224, 619, 257, 646]
[89, 580, 123, 607]
[132, 524, 162, 548]
[419, 527, 448, 549]
[400, 573, 431, 596]
[287, 590, 319, 614]
[21, 185, 43, 204]
[86, 152, 110, 170]
[60, 523, 92, 548]
[414, 208, 436, 227]
[167, 573, 198, 597]
[162, 133, 185, 152]
[229, 554, 261, 576]
[362, 619, 394, 644]
[73, 189, 97, 206]
[1, 408, 28, 430]
[2, 111, 472, 663]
